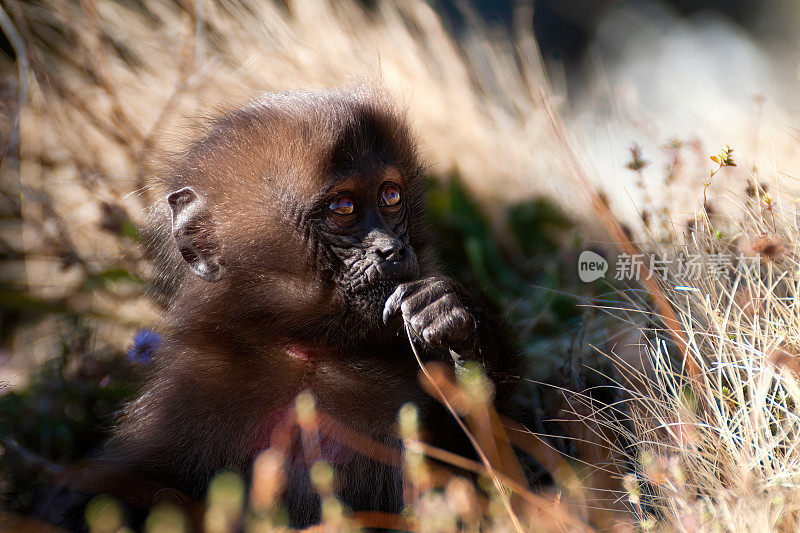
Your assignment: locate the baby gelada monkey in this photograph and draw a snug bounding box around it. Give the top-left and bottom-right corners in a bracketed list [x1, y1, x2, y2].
[55, 86, 524, 529]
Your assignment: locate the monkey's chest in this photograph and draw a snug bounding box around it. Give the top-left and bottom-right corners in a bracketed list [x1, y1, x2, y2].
[246, 358, 425, 470]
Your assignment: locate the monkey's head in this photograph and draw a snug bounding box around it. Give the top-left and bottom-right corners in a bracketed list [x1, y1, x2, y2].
[160, 87, 433, 342]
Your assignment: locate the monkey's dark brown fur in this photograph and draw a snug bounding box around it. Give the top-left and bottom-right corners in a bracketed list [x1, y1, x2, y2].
[56, 86, 523, 528]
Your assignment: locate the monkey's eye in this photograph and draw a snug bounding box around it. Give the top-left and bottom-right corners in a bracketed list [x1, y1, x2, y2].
[379, 184, 402, 212]
[328, 196, 355, 216]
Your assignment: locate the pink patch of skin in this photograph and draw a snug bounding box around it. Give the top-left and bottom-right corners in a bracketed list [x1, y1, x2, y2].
[286, 344, 312, 361]
[285, 344, 329, 362]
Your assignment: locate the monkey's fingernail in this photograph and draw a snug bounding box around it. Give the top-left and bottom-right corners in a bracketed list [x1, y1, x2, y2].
[383, 287, 405, 324]
[382, 301, 397, 324]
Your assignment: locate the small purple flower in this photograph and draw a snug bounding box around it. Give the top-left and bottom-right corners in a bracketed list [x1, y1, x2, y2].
[127, 329, 161, 365]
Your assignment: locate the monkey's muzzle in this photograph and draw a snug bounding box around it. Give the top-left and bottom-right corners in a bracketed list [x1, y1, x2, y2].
[372, 245, 419, 285]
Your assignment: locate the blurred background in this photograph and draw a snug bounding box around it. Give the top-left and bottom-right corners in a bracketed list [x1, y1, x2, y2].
[0, 0, 798, 519]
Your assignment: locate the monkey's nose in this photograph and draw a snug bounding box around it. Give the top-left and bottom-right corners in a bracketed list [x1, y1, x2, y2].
[371, 235, 405, 262]
[374, 244, 419, 282]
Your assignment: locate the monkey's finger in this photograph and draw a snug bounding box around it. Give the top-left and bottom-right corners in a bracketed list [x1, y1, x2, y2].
[398, 280, 450, 320]
[420, 307, 473, 346]
[408, 296, 458, 341]
[382, 278, 434, 322]
[383, 278, 448, 324]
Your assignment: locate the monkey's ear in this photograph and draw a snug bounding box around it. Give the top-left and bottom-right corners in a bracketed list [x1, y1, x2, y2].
[167, 187, 224, 282]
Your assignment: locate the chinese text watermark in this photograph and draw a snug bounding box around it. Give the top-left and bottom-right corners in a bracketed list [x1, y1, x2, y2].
[578, 250, 769, 283]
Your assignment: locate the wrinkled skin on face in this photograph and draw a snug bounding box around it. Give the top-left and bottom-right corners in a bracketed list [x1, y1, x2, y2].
[313, 169, 421, 319]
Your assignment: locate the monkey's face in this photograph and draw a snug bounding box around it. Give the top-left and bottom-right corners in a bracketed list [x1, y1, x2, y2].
[313, 166, 420, 319]
[163, 89, 430, 336]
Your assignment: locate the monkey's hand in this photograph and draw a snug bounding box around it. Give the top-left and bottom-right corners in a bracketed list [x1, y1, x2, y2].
[382, 277, 478, 361]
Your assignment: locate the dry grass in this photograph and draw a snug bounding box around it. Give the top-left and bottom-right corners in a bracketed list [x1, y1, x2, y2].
[602, 196, 800, 532]
[4, 0, 800, 531]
